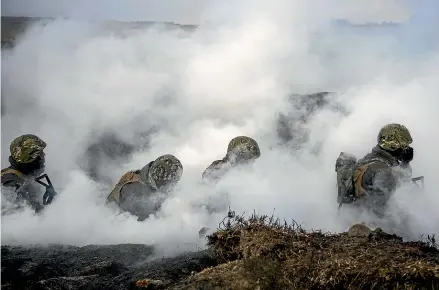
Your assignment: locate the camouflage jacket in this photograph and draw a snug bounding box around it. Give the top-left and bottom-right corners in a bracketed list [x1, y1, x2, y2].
[353, 145, 412, 213]
[107, 162, 163, 221]
[1, 167, 44, 212]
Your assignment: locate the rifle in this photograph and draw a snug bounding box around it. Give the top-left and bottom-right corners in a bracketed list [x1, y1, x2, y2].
[411, 176, 424, 191]
[35, 174, 58, 205]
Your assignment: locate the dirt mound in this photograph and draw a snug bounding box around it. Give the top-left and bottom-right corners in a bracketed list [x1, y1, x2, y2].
[172, 211, 439, 290]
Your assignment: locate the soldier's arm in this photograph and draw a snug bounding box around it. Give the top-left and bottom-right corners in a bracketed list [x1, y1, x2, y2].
[119, 182, 157, 219]
[1, 174, 44, 212]
[1, 172, 24, 190]
[1, 173, 30, 202]
[362, 163, 397, 201]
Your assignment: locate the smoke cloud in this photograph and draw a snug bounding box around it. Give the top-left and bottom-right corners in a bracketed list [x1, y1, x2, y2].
[1, 0, 438, 256]
[1, 0, 205, 24]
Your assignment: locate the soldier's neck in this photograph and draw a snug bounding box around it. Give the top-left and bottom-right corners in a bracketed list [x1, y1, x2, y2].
[9, 156, 44, 176]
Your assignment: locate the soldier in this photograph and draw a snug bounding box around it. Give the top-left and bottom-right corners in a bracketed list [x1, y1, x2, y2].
[198, 136, 261, 216]
[107, 154, 183, 221]
[202, 136, 261, 183]
[335, 123, 414, 217]
[1, 134, 57, 213]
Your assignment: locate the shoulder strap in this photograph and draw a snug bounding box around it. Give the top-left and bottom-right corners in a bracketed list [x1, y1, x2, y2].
[107, 170, 142, 205]
[1, 168, 26, 179]
[353, 161, 379, 198]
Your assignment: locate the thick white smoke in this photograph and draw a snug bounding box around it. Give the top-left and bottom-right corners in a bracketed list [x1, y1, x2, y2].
[1, 0, 438, 255]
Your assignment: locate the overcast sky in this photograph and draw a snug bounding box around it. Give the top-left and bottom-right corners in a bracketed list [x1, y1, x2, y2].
[1, 0, 415, 24]
[1, 0, 205, 24]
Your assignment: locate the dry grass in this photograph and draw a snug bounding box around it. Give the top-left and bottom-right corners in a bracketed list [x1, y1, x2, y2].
[170, 209, 439, 290]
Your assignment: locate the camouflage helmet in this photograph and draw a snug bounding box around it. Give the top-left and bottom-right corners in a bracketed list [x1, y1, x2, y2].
[10, 134, 46, 164]
[226, 136, 261, 163]
[377, 123, 413, 152]
[148, 154, 183, 190]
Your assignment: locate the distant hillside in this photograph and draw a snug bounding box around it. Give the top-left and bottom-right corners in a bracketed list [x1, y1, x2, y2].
[1, 16, 198, 48]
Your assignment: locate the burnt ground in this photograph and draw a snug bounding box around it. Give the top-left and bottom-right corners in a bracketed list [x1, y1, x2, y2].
[1, 244, 217, 290]
[2, 211, 439, 290]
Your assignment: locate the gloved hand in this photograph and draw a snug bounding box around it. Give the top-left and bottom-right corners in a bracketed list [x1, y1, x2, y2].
[43, 186, 57, 205]
[400, 147, 414, 163]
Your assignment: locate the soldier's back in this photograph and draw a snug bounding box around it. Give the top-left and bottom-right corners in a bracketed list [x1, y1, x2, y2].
[201, 159, 230, 183]
[107, 168, 161, 221]
[1, 167, 44, 212]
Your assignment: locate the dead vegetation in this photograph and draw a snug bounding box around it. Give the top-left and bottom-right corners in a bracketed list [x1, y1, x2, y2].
[170, 209, 439, 290]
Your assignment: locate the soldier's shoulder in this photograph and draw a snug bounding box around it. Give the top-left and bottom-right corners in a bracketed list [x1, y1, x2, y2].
[362, 162, 395, 188]
[365, 160, 391, 171]
[357, 152, 374, 163]
[107, 170, 144, 204]
[118, 170, 141, 183]
[203, 159, 227, 173]
[201, 159, 230, 182]
[207, 159, 228, 169]
[121, 181, 154, 196]
[357, 152, 388, 167]
[1, 168, 26, 188]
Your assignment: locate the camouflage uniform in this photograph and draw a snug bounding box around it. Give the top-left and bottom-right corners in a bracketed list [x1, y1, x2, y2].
[202, 136, 261, 183]
[107, 154, 183, 221]
[1, 134, 48, 212]
[337, 124, 414, 217]
[199, 136, 261, 215]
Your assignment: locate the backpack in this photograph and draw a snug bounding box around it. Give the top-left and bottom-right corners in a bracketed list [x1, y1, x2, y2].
[107, 170, 142, 205]
[335, 152, 357, 205]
